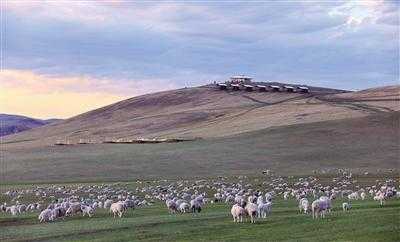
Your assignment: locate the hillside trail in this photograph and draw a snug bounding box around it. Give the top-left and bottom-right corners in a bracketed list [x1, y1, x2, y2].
[171, 90, 398, 137]
[159, 92, 313, 136]
[314, 95, 397, 114]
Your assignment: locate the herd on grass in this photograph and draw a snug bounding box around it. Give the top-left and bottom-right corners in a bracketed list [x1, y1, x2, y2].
[1, 172, 398, 224]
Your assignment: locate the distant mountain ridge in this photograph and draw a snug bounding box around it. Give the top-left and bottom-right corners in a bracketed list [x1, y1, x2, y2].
[0, 114, 61, 136]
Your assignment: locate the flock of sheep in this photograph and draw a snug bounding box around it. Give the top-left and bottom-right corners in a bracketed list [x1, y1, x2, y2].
[1, 172, 398, 224]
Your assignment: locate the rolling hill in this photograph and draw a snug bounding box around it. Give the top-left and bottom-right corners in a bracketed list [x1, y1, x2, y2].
[1, 84, 399, 183]
[0, 114, 61, 137]
[3, 84, 398, 146]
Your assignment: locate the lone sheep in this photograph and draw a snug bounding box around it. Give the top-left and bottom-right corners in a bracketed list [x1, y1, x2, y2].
[231, 204, 245, 223]
[110, 202, 125, 218]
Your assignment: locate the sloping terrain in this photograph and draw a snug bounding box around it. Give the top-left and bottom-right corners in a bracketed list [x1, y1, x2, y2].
[0, 114, 61, 136]
[1, 84, 399, 183]
[3, 84, 399, 148]
[2, 111, 399, 183]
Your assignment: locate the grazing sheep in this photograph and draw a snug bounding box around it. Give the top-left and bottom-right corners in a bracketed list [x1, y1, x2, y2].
[166, 200, 177, 214]
[190, 199, 202, 214]
[245, 202, 258, 223]
[319, 196, 332, 212]
[360, 192, 366, 200]
[311, 197, 331, 219]
[66, 203, 82, 216]
[9, 205, 18, 216]
[51, 207, 66, 220]
[122, 199, 135, 210]
[110, 202, 125, 218]
[247, 195, 257, 203]
[348, 192, 359, 200]
[298, 198, 309, 214]
[374, 192, 385, 205]
[231, 204, 245, 223]
[81, 205, 95, 217]
[234, 195, 245, 205]
[265, 193, 273, 202]
[256, 196, 264, 205]
[178, 202, 190, 213]
[283, 191, 290, 200]
[257, 201, 272, 218]
[103, 199, 113, 209]
[18, 204, 26, 213]
[38, 209, 53, 222]
[342, 202, 351, 212]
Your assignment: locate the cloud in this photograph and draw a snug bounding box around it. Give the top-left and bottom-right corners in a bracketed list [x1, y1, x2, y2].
[2, 1, 399, 118]
[0, 69, 179, 118]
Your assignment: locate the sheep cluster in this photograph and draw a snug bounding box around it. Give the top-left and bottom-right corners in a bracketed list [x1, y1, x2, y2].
[231, 195, 272, 223]
[1, 171, 398, 224]
[1, 202, 41, 216]
[1, 183, 150, 222]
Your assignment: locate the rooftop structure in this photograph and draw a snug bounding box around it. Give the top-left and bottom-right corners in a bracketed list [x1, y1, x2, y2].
[284, 85, 295, 92]
[269, 85, 281, 92]
[217, 83, 227, 90]
[256, 85, 267, 92]
[243, 84, 254, 91]
[231, 83, 241, 90]
[230, 75, 252, 84]
[297, 86, 310, 93]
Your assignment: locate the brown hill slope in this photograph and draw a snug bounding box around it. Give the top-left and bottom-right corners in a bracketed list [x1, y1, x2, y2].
[2, 111, 399, 183]
[3, 85, 399, 148]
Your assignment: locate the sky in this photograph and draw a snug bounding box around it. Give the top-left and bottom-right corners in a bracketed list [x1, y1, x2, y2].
[1, 0, 399, 119]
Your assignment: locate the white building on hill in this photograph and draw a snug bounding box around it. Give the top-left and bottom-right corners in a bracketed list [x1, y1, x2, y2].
[229, 75, 252, 84]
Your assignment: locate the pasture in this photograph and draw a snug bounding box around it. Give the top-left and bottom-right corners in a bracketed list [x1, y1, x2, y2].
[1, 197, 399, 242]
[1, 175, 399, 242]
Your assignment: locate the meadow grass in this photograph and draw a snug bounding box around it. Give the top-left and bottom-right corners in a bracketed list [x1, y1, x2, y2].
[1, 198, 399, 242]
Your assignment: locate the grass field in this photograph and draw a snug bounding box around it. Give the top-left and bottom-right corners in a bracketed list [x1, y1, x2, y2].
[1, 198, 399, 242]
[1, 175, 399, 242]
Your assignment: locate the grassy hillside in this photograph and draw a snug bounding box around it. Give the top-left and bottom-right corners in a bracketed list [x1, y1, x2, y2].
[0, 114, 61, 137]
[3, 85, 398, 148]
[2, 112, 398, 183]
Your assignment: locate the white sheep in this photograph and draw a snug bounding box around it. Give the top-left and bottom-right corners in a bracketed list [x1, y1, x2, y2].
[360, 192, 366, 200]
[348, 192, 359, 200]
[178, 202, 190, 213]
[374, 192, 385, 205]
[103, 199, 113, 209]
[66, 202, 82, 216]
[18, 204, 26, 213]
[342, 202, 351, 212]
[166, 200, 177, 214]
[257, 201, 272, 218]
[81, 205, 95, 217]
[231, 204, 245, 223]
[51, 207, 66, 220]
[319, 196, 332, 212]
[265, 193, 273, 202]
[38, 209, 53, 222]
[298, 198, 309, 214]
[283, 191, 290, 200]
[245, 202, 258, 223]
[311, 197, 331, 219]
[190, 199, 202, 214]
[9, 205, 18, 216]
[110, 202, 125, 218]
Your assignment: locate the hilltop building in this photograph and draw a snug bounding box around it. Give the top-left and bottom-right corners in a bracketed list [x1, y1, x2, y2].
[229, 75, 252, 84]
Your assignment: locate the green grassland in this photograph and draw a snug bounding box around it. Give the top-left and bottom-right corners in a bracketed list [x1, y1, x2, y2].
[1, 197, 399, 242]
